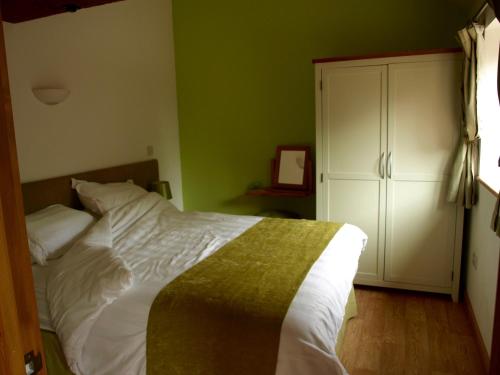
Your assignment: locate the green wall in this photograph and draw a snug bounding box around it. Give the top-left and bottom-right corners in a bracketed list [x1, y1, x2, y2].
[172, 0, 476, 218]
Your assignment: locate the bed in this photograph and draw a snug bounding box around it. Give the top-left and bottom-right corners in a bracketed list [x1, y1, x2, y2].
[22, 160, 367, 375]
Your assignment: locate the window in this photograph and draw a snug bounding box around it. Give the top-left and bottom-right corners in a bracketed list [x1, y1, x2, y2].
[477, 18, 500, 192]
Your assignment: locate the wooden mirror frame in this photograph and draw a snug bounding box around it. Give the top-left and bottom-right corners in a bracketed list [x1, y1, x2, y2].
[271, 145, 312, 191]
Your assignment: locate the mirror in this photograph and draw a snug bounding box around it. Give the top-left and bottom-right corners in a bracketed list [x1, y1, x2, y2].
[272, 146, 311, 191]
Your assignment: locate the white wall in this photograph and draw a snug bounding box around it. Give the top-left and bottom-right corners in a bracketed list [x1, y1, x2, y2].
[466, 184, 500, 355]
[3, 0, 183, 209]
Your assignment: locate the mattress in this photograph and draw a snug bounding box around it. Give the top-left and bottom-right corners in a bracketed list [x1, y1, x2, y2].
[35, 193, 367, 375]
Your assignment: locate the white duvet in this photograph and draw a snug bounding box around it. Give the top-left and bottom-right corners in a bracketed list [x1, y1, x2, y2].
[45, 192, 366, 375]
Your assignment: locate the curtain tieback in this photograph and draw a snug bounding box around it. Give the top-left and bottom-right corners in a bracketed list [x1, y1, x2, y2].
[465, 136, 480, 145]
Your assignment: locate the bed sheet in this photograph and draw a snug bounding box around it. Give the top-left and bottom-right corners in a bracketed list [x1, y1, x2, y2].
[32, 264, 54, 332]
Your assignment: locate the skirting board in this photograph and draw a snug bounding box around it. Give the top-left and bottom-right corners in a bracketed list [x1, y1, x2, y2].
[465, 291, 490, 373]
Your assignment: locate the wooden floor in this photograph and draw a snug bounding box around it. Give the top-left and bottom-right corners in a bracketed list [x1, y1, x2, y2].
[340, 287, 485, 375]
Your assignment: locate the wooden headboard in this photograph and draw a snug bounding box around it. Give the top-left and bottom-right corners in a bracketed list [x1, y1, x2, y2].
[21, 159, 159, 214]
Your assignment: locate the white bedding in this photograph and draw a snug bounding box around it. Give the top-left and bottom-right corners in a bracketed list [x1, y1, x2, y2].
[42, 192, 366, 375]
[32, 264, 53, 331]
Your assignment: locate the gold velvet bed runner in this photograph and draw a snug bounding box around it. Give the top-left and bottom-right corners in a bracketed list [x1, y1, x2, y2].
[146, 218, 342, 375]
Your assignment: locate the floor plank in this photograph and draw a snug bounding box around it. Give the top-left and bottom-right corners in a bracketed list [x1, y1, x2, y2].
[340, 287, 486, 375]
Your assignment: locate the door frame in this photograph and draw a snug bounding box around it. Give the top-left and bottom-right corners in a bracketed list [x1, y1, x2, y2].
[0, 8, 47, 375]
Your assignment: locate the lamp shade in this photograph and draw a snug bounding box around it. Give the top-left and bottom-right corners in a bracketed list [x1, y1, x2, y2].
[151, 180, 172, 200]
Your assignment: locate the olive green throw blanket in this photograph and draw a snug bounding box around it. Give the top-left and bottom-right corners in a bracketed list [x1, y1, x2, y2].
[146, 218, 342, 375]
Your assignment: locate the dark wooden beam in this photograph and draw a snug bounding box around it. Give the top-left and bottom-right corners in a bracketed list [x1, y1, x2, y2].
[1, 0, 124, 23]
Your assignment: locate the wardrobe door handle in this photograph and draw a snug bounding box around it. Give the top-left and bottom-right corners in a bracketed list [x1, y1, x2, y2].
[379, 152, 385, 179]
[388, 152, 392, 179]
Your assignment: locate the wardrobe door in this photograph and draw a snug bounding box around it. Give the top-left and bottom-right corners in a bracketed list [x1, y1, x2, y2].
[385, 58, 462, 289]
[319, 64, 387, 283]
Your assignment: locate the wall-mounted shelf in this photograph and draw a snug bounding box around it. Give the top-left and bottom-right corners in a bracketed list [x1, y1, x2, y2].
[246, 148, 314, 198]
[246, 188, 313, 198]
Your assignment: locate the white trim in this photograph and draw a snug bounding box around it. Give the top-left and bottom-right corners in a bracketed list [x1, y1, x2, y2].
[315, 64, 324, 220]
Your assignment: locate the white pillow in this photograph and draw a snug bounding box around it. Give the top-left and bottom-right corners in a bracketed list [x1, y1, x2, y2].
[26, 205, 95, 265]
[72, 178, 148, 215]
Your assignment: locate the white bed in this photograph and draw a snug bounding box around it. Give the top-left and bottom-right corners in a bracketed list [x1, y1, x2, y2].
[31, 192, 366, 375]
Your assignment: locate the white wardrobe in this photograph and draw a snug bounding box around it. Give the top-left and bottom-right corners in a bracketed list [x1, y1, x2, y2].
[315, 51, 464, 301]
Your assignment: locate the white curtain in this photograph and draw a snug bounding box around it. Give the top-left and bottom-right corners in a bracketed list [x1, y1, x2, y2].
[447, 24, 483, 209]
[492, 194, 500, 236]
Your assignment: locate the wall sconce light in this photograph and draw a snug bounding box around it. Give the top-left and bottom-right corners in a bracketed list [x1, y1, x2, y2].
[151, 180, 173, 200]
[32, 88, 70, 105]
